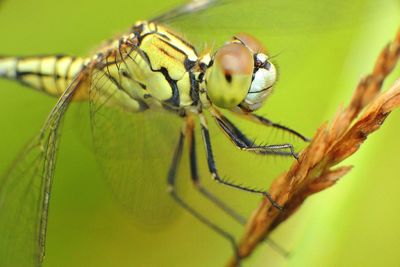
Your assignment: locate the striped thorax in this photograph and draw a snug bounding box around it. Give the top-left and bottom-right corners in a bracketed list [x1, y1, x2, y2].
[88, 21, 202, 114]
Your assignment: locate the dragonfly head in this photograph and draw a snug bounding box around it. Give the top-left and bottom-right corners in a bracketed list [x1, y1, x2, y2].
[204, 34, 276, 111]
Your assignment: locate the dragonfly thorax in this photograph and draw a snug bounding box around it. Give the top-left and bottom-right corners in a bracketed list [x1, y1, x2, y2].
[133, 22, 199, 108]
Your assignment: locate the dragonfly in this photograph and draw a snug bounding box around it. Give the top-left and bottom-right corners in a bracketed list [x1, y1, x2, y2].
[0, 0, 310, 266]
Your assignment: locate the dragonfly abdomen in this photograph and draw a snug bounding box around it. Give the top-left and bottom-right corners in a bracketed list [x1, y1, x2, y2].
[0, 55, 89, 99]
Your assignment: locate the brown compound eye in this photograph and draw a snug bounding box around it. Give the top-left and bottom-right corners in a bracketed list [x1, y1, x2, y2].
[234, 33, 266, 53]
[205, 43, 254, 108]
[215, 43, 254, 78]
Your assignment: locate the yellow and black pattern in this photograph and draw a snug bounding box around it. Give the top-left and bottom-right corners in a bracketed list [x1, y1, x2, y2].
[119, 22, 200, 109]
[0, 55, 88, 98]
[0, 22, 201, 112]
[88, 21, 201, 115]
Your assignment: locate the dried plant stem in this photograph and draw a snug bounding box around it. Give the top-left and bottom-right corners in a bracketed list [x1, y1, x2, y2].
[227, 28, 400, 267]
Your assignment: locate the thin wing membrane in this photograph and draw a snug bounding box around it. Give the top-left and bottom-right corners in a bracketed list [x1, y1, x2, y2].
[150, 0, 223, 23]
[0, 73, 87, 267]
[89, 56, 184, 228]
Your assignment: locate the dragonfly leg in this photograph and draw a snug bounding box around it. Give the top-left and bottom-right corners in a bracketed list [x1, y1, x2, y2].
[185, 116, 246, 225]
[186, 116, 290, 258]
[230, 109, 310, 142]
[246, 113, 310, 141]
[199, 113, 284, 211]
[210, 109, 299, 159]
[167, 124, 240, 260]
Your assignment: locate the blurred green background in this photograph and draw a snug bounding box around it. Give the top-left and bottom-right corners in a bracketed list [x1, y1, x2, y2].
[0, 0, 399, 266]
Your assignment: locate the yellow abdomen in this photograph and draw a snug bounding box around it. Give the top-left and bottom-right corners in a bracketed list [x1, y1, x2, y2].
[0, 55, 89, 100]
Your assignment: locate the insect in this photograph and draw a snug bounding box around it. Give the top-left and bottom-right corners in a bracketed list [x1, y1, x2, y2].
[0, 0, 309, 266]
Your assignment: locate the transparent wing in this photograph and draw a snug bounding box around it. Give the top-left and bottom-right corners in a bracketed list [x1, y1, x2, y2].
[0, 72, 88, 267]
[159, 0, 385, 44]
[89, 57, 184, 228]
[150, 0, 223, 23]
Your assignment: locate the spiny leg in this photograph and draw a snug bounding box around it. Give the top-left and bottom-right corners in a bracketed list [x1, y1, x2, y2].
[186, 116, 289, 257]
[204, 110, 297, 251]
[252, 113, 310, 141]
[167, 122, 240, 259]
[199, 113, 284, 211]
[186, 116, 246, 224]
[230, 108, 310, 142]
[210, 108, 299, 159]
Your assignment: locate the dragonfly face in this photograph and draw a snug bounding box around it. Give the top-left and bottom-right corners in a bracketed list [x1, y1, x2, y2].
[202, 34, 276, 111]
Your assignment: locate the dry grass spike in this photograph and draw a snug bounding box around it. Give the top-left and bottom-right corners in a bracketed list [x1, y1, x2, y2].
[227, 27, 400, 267]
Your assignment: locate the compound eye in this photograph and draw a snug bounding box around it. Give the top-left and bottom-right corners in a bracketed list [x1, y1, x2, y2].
[234, 33, 266, 53]
[206, 43, 254, 108]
